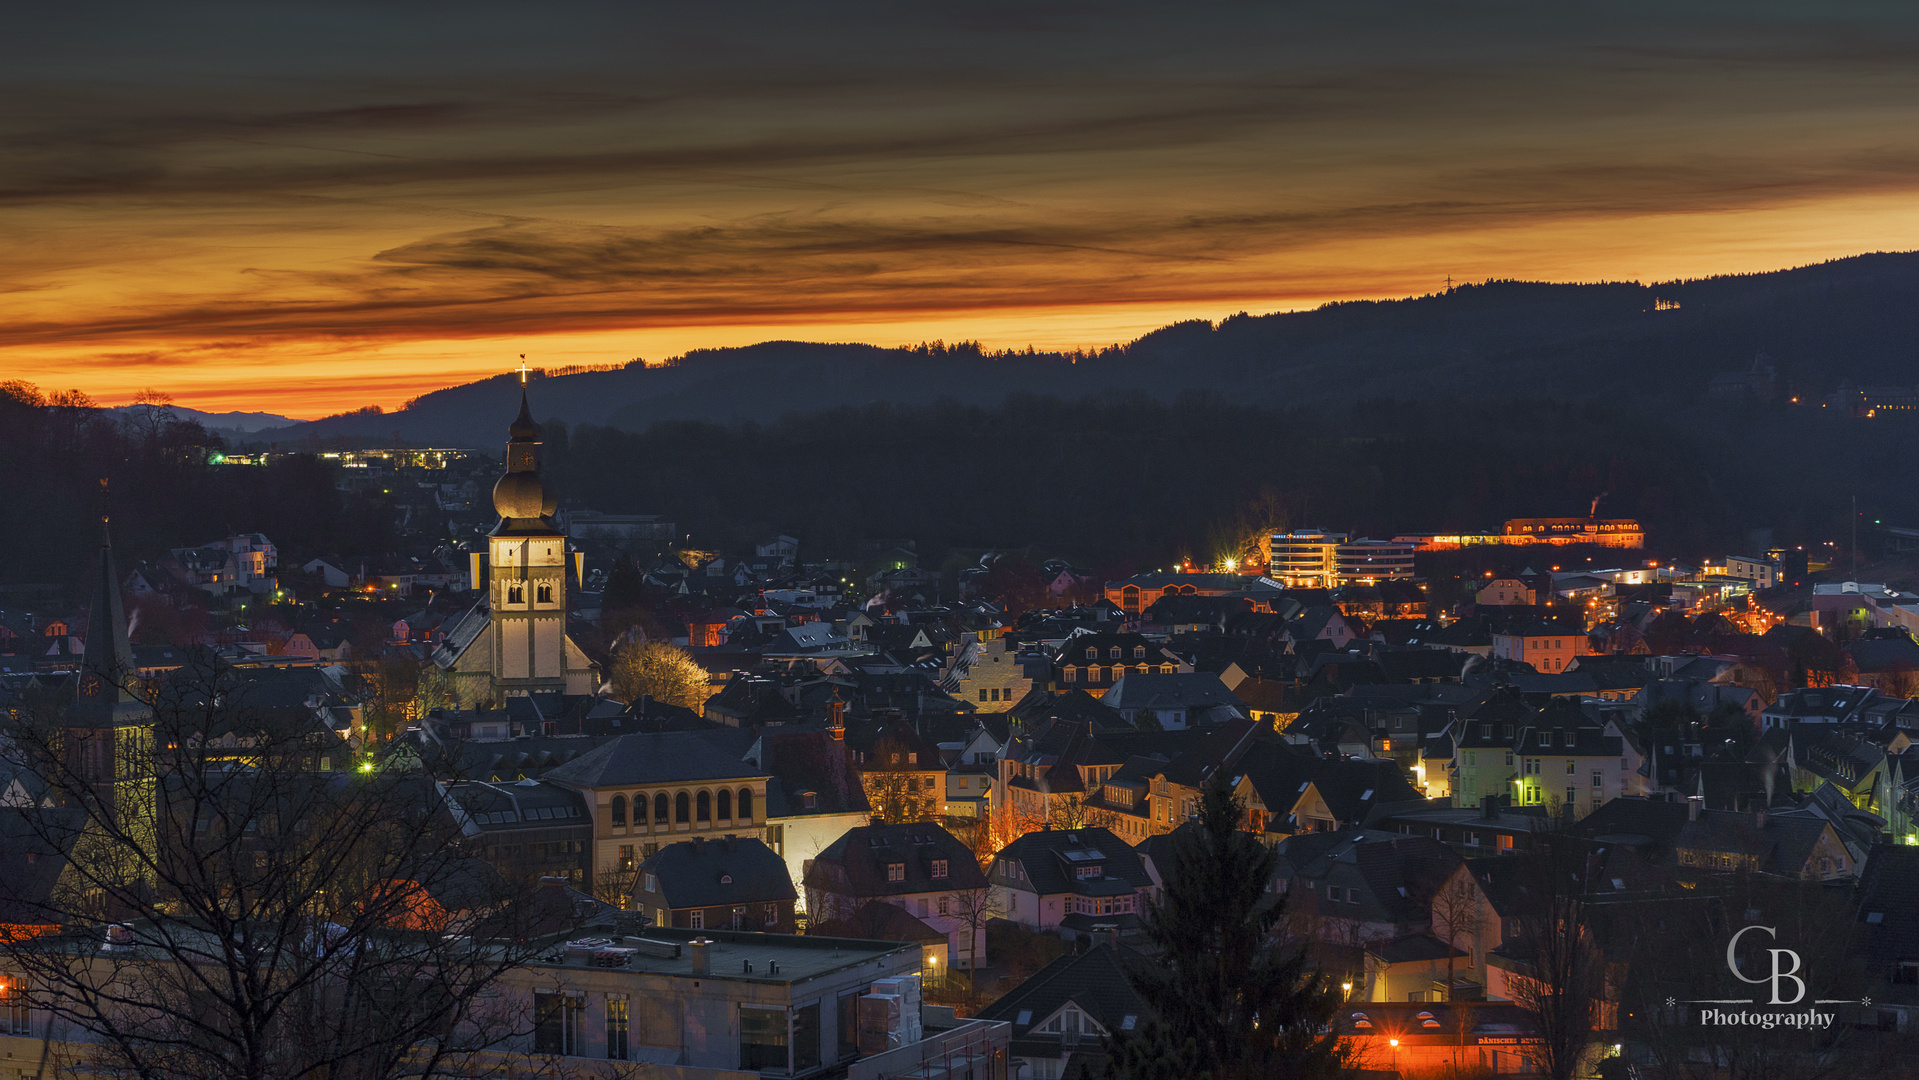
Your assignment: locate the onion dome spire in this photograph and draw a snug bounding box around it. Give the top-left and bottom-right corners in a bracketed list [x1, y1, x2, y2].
[492, 363, 557, 526]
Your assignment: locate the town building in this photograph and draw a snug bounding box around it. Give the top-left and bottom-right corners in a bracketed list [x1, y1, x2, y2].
[542, 731, 772, 904]
[632, 835, 798, 933]
[988, 827, 1154, 939]
[802, 823, 991, 971]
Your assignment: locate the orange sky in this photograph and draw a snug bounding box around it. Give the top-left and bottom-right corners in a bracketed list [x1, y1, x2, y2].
[9, 4, 1919, 419]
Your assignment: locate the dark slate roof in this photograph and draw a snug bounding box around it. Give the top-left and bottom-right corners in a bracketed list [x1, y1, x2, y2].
[543, 732, 769, 788]
[1373, 934, 1469, 964]
[1857, 844, 1919, 993]
[0, 807, 83, 926]
[974, 943, 1154, 1052]
[804, 823, 987, 898]
[636, 837, 797, 909]
[1307, 757, 1423, 823]
[1572, 796, 1690, 848]
[1231, 739, 1322, 814]
[811, 899, 946, 943]
[1851, 634, 1919, 675]
[447, 779, 590, 831]
[757, 729, 870, 818]
[1277, 830, 1461, 926]
[1100, 672, 1245, 712]
[1676, 809, 1836, 878]
[992, 827, 1153, 896]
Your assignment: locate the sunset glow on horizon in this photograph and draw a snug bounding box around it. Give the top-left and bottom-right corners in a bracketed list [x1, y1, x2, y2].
[10, 3, 1919, 419]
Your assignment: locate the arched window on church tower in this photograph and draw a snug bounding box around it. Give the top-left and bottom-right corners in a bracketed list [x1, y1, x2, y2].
[506, 584, 524, 605]
[737, 788, 754, 822]
[536, 583, 553, 604]
[717, 789, 732, 820]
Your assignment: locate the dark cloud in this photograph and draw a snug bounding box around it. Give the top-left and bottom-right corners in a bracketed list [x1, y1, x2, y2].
[5, 0, 1919, 390]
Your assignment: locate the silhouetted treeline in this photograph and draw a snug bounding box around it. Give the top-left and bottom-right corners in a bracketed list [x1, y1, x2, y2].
[259, 251, 1919, 448]
[0, 384, 398, 590]
[542, 391, 1910, 568]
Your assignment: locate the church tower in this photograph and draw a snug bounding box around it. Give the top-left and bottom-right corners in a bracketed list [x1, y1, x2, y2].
[69, 522, 154, 839]
[486, 387, 569, 701]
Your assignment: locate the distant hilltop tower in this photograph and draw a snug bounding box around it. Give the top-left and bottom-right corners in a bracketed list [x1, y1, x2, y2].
[429, 371, 600, 710]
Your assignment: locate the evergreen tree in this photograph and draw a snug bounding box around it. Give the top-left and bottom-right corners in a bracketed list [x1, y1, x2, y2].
[600, 551, 649, 640]
[1111, 774, 1346, 1080]
[1101, 1020, 1210, 1080]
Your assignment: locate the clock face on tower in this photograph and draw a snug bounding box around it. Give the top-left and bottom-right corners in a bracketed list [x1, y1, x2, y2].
[80, 673, 104, 697]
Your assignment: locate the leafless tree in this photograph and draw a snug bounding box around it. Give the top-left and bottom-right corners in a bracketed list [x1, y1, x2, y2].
[940, 884, 1006, 995]
[1431, 868, 1485, 1002]
[0, 653, 540, 1080]
[1504, 830, 1605, 1080]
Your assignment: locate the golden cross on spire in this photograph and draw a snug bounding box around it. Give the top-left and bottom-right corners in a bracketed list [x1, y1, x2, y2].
[516, 354, 531, 386]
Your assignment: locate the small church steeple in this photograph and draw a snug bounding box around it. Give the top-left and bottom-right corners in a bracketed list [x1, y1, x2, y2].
[76, 518, 143, 726]
[491, 370, 556, 530]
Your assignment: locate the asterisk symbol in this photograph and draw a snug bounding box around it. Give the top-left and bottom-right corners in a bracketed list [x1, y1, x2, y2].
[1665, 997, 1676, 1007]
[1862, 997, 1873, 1007]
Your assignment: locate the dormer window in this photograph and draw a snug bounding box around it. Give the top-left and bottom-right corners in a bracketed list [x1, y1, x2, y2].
[1133, 646, 1145, 659]
[931, 859, 949, 879]
[1086, 647, 1097, 659]
[802, 792, 817, 809]
[1075, 865, 1102, 879]
[721, 874, 733, 885]
[1108, 647, 1120, 659]
[886, 862, 905, 882]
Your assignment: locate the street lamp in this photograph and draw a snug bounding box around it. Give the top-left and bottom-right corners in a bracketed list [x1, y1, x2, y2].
[1389, 1037, 1400, 1073]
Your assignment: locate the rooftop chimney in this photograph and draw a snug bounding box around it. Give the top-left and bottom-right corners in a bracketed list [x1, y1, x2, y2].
[689, 936, 712, 976]
[1687, 796, 1702, 822]
[1480, 794, 1498, 821]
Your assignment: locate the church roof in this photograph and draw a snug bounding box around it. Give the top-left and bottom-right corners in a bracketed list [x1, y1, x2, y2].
[543, 732, 770, 789]
[74, 522, 145, 727]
